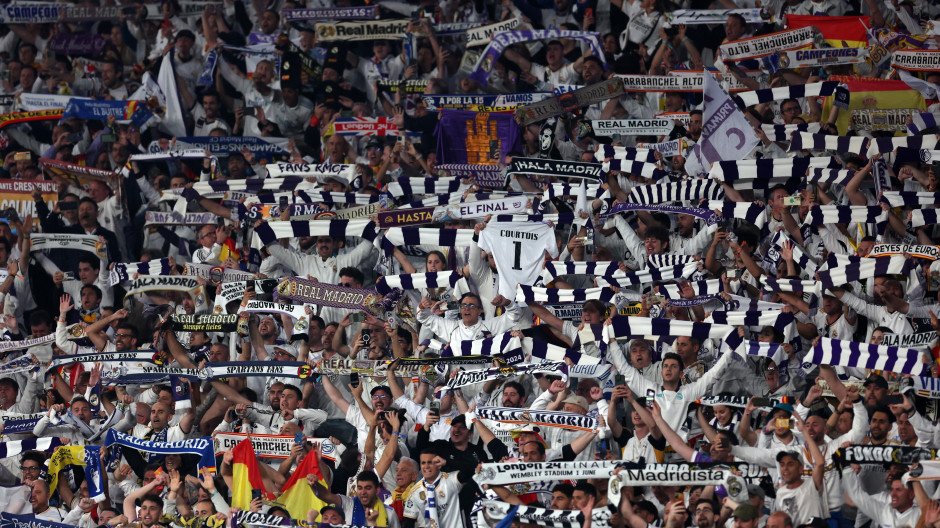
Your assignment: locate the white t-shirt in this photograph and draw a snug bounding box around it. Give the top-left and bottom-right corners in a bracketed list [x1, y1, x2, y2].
[775, 478, 825, 526]
[478, 221, 558, 298]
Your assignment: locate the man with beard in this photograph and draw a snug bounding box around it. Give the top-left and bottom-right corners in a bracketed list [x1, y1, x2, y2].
[418, 293, 521, 352]
[693, 498, 719, 528]
[230, 384, 326, 436]
[403, 445, 473, 528]
[774, 427, 825, 527]
[264, 234, 375, 286]
[843, 469, 920, 528]
[60, 197, 121, 262]
[315, 471, 400, 528]
[322, 374, 395, 453]
[123, 474, 169, 528]
[28, 480, 67, 521]
[192, 91, 231, 136]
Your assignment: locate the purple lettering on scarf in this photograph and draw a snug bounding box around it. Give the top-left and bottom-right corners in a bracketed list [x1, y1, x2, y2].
[606, 203, 721, 225]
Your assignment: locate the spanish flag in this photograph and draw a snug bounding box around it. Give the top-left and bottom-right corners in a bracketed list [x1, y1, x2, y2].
[278, 450, 330, 521]
[230, 439, 273, 509]
[786, 15, 870, 48]
[822, 75, 926, 135]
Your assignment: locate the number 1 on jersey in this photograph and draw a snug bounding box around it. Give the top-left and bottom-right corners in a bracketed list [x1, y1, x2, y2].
[512, 240, 522, 270]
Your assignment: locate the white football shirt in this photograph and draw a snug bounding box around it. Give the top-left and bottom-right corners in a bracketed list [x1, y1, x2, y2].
[478, 221, 558, 298]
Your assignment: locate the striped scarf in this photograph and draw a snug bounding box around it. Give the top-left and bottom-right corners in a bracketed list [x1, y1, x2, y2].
[600, 159, 667, 180]
[788, 132, 868, 156]
[736, 340, 787, 364]
[404, 191, 528, 208]
[253, 218, 378, 246]
[802, 205, 887, 232]
[732, 81, 839, 108]
[293, 191, 379, 205]
[769, 231, 818, 275]
[706, 201, 769, 229]
[384, 227, 474, 248]
[910, 209, 939, 228]
[807, 337, 928, 376]
[109, 258, 172, 286]
[869, 135, 939, 155]
[602, 315, 736, 342]
[515, 285, 617, 304]
[593, 144, 657, 163]
[375, 271, 465, 295]
[880, 191, 940, 207]
[760, 122, 821, 142]
[541, 183, 604, 202]
[647, 254, 696, 267]
[817, 253, 910, 290]
[627, 179, 724, 204]
[540, 261, 623, 282]
[660, 279, 723, 299]
[907, 112, 940, 135]
[387, 177, 468, 197]
[0, 437, 64, 458]
[710, 157, 837, 181]
[600, 263, 700, 288]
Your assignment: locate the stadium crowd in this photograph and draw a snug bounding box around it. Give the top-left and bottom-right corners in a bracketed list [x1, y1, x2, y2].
[0, 1, 939, 528]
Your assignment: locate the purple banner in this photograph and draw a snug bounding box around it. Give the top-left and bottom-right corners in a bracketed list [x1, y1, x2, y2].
[376, 208, 433, 228]
[282, 6, 377, 21]
[438, 164, 507, 188]
[606, 203, 720, 224]
[468, 30, 605, 86]
[435, 109, 522, 165]
[49, 33, 108, 56]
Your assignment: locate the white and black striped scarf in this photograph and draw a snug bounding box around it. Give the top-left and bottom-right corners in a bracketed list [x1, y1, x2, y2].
[802, 205, 887, 231]
[384, 227, 475, 248]
[706, 201, 769, 229]
[627, 179, 724, 204]
[707, 310, 794, 334]
[542, 183, 604, 202]
[647, 254, 696, 267]
[404, 191, 529, 208]
[475, 406, 598, 433]
[736, 340, 787, 364]
[599, 263, 700, 288]
[806, 168, 856, 186]
[483, 501, 614, 528]
[253, 218, 378, 246]
[375, 271, 465, 295]
[540, 261, 623, 282]
[817, 253, 910, 290]
[601, 159, 667, 180]
[733, 81, 839, 108]
[807, 337, 928, 376]
[516, 285, 617, 304]
[760, 122, 821, 142]
[881, 191, 940, 207]
[769, 231, 818, 275]
[593, 144, 657, 163]
[109, 258, 172, 286]
[868, 134, 939, 155]
[660, 279, 723, 299]
[910, 209, 939, 228]
[789, 132, 868, 156]
[387, 177, 468, 197]
[293, 191, 380, 205]
[602, 315, 736, 342]
[709, 157, 837, 182]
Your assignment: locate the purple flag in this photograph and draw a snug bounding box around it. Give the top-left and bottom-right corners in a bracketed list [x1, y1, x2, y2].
[435, 109, 522, 165]
[684, 72, 760, 177]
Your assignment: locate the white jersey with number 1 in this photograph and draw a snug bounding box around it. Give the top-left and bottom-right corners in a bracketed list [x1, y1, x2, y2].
[478, 221, 558, 298]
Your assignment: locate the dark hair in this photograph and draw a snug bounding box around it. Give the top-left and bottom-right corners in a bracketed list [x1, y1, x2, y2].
[695, 497, 719, 513]
[733, 224, 761, 249]
[870, 406, 896, 424]
[552, 483, 574, 498]
[78, 254, 101, 270]
[140, 493, 164, 510]
[0, 377, 19, 393]
[78, 196, 98, 211]
[582, 300, 609, 317]
[22, 451, 45, 466]
[689, 109, 703, 118]
[727, 13, 747, 28]
[521, 440, 546, 457]
[116, 322, 138, 339]
[662, 352, 685, 370]
[281, 384, 302, 400]
[370, 385, 393, 399]
[459, 292, 483, 307]
[320, 505, 345, 518]
[635, 500, 659, 519]
[239, 387, 258, 403]
[426, 250, 448, 269]
[715, 429, 738, 446]
[80, 284, 103, 301]
[583, 55, 605, 70]
[574, 481, 597, 499]
[29, 310, 54, 330]
[645, 225, 670, 248]
[396, 327, 413, 348]
[356, 471, 380, 486]
[0, 238, 11, 254]
[503, 381, 526, 400]
[338, 267, 365, 286]
[309, 315, 326, 331]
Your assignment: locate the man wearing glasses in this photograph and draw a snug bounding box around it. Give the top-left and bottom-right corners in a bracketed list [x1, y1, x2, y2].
[322, 374, 396, 454]
[416, 293, 521, 351]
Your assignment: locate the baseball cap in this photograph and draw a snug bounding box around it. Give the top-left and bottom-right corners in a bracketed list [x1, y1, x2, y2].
[775, 450, 800, 463]
[317, 174, 350, 189]
[561, 395, 590, 411]
[731, 504, 760, 521]
[864, 374, 889, 390]
[746, 483, 765, 500]
[509, 424, 548, 447]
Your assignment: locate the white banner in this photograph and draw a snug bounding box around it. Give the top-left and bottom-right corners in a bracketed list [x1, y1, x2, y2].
[637, 138, 690, 157]
[591, 118, 674, 136]
[430, 197, 529, 221]
[213, 432, 336, 460]
[869, 244, 940, 260]
[266, 162, 356, 180]
[466, 18, 520, 47]
[851, 108, 920, 131]
[881, 332, 939, 348]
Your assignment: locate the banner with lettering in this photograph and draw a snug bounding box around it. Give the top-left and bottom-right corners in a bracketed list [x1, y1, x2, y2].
[435, 109, 522, 165]
[147, 136, 290, 156]
[0, 179, 57, 227]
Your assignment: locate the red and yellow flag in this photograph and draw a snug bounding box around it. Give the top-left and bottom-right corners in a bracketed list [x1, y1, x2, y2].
[786, 15, 870, 48]
[822, 75, 926, 135]
[278, 450, 330, 521]
[231, 438, 274, 509]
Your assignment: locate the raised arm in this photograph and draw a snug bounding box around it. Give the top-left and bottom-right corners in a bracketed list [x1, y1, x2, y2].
[650, 401, 696, 462]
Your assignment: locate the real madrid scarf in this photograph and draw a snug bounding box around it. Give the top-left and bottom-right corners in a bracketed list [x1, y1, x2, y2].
[732, 80, 837, 108]
[769, 231, 818, 275]
[101, 361, 314, 383]
[816, 253, 910, 290]
[868, 135, 939, 155]
[316, 357, 445, 383]
[30, 234, 108, 260]
[709, 157, 837, 182]
[384, 227, 475, 248]
[647, 254, 696, 268]
[806, 168, 857, 186]
[483, 501, 614, 528]
[602, 315, 736, 342]
[627, 179, 724, 204]
[401, 191, 529, 209]
[386, 177, 468, 197]
[265, 162, 356, 180]
[274, 190, 379, 206]
[760, 122, 821, 142]
[110, 258, 172, 286]
[254, 218, 379, 247]
[47, 350, 162, 370]
[807, 337, 928, 376]
[183, 263, 256, 283]
[144, 211, 217, 226]
[0, 437, 64, 458]
[0, 355, 38, 375]
[911, 377, 940, 399]
[910, 209, 939, 228]
[237, 300, 307, 321]
[707, 311, 795, 338]
[515, 285, 617, 304]
[834, 445, 939, 469]
[171, 314, 239, 332]
[274, 277, 386, 315]
[880, 191, 940, 207]
[539, 261, 624, 282]
[868, 244, 940, 260]
[592, 263, 702, 289]
[608, 202, 721, 225]
[660, 279, 723, 299]
[803, 205, 887, 233]
[105, 429, 216, 472]
[447, 362, 567, 389]
[593, 144, 657, 163]
[124, 275, 205, 300]
[375, 271, 465, 295]
[474, 405, 597, 434]
[507, 158, 604, 182]
[600, 159, 667, 180]
[789, 132, 868, 156]
[608, 462, 748, 502]
[0, 334, 55, 352]
[443, 331, 588, 365]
